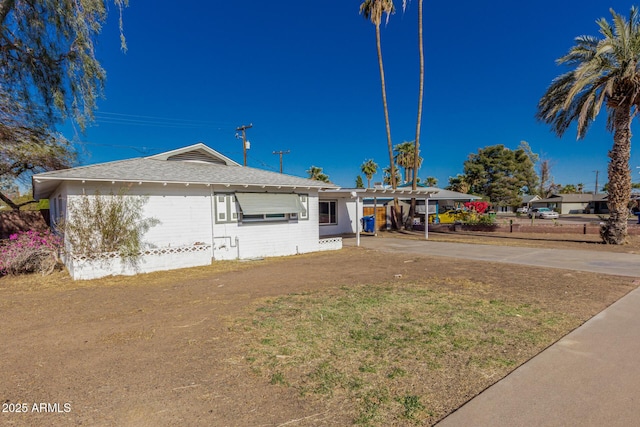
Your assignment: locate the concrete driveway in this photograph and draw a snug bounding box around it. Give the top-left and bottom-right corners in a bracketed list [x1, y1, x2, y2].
[351, 236, 640, 277]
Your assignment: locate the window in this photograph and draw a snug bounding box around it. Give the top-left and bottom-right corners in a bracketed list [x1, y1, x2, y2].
[235, 193, 305, 223]
[241, 213, 289, 222]
[319, 200, 337, 225]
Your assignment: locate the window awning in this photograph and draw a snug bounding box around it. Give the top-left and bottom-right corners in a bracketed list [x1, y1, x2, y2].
[235, 193, 306, 215]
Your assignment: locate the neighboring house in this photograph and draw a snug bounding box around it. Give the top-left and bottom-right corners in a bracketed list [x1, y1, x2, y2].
[32, 143, 338, 279]
[531, 193, 609, 214]
[521, 195, 541, 211]
[497, 194, 541, 213]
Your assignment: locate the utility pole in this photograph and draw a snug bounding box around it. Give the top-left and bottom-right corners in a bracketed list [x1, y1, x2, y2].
[272, 150, 290, 174]
[594, 170, 599, 194]
[236, 124, 252, 166]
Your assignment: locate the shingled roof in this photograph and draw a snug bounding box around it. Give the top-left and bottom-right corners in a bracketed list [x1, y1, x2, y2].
[33, 143, 337, 199]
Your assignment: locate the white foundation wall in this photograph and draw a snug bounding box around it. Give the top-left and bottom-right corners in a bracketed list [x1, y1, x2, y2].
[212, 192, 320, 260]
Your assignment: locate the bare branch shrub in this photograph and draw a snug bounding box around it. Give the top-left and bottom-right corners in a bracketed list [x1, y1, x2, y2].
[62, 189, 160, 262]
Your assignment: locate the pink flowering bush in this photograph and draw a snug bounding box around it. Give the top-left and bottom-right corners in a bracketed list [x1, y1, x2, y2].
[0, 230, 62, 276]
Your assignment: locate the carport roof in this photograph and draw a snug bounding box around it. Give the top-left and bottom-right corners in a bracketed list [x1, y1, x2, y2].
[319, 187, 439, 198]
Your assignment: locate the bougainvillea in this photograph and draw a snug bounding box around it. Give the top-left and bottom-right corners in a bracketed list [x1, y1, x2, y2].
[463, 201, 490, 214]
[0, 230, 62, 276]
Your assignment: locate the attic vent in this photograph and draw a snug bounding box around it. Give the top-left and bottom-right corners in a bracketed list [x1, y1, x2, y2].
[167, 149, 226, 164]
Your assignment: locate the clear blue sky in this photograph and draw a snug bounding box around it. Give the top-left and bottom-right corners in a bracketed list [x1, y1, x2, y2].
[67, 0, 640, 191]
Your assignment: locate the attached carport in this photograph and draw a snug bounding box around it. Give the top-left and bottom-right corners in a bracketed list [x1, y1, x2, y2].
[318, 187, 439, 246]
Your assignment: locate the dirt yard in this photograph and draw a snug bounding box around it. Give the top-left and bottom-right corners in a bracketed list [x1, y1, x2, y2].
[1, 233, 638, 426]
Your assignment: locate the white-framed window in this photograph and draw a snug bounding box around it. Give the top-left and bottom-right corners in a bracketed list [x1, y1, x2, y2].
[240, 213, 290, 222]
[319, 200, 337, 225]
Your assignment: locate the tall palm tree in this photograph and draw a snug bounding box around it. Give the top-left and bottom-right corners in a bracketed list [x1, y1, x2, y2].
[360, 159, 378, 188]
[402, 0, 425, 227]
[537, 7, 640, 245]
[360, 0, 401, 227]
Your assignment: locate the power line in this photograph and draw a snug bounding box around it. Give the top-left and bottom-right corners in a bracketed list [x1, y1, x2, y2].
[96, 111, 236, 126]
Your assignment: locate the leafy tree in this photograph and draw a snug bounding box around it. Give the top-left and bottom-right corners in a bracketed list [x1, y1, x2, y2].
[355, 175, 365, 188]
[537, 7, 640, 244]
[0, 0, 128, 210]
[462, 144, 538, 207]
[360, 159, 378, 188]
[559, 184, 578, 194]
[446, 174, 470, 193]
[307, 166, 330, 183]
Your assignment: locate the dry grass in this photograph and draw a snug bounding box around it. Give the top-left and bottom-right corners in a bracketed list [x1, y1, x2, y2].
[0, 259, 256, 293]
[235, 279, 582, 425]
[0, 239, 636, 426]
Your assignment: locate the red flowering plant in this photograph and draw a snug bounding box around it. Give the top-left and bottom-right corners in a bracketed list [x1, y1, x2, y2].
[0, 230, 63, 276]
[463, 201, 490, 214]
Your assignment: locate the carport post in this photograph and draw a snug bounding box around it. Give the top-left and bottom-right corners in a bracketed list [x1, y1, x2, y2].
[356, 195, 361, 247]
[425, 197, 429, 240]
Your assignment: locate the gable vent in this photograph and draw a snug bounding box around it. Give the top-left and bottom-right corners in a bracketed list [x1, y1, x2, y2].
[167, 149, 226, 164]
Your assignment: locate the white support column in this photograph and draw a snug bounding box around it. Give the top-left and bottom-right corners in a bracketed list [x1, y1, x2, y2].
[373, 196, 378, 236]
[425, 197, 429, 240]
[355, 195, 361, 247]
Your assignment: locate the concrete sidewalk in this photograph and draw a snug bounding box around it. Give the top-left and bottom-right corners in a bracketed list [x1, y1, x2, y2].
[348, 236, 640, 426]
[438, 286, 640, 427]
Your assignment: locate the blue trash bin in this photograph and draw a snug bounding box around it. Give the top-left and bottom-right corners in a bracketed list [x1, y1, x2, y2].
[362, 215, 375, 233]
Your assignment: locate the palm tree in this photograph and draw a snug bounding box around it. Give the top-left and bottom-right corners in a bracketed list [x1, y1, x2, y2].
[360, 0, 401, 227]
[393, 141, 412, 183]
[424, 176, 438, 187]
[402, 0, 425, 227]
[383, 166, 401, 186]
[360, 159, 378, 188]
[537, 7, 640, 244]
[394, 141, 423, 183]
[306, 166, 330, 183]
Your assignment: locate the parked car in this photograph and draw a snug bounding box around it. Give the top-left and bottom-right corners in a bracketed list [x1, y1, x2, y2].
[528, 207, 559, 219]
[428, 210, 463, 224]
[516, 207, 528, 214]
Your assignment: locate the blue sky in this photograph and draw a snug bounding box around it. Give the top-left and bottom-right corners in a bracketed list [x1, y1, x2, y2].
[67, 0, 640, 190]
